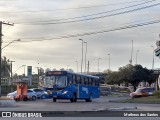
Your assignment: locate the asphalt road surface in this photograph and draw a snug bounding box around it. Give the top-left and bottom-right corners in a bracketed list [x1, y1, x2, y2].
[1, 95, 160, 111]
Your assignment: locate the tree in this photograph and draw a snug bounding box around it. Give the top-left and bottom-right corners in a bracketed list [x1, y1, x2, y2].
[103, 69, 112, 74]
[118, 64, 134, 87]
[106, 64, 155, 91]
[128, 65, 145, 91]
[106, 71, 122, 85]
[144, 69, 157, 86]
[1, 56, 11, 78]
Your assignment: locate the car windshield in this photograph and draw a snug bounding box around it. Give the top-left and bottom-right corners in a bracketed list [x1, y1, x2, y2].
[45, 76, 67, 88]
[135, 88, 142, 93]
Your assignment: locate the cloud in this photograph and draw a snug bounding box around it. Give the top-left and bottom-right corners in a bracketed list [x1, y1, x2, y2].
[1, 0, 160, 74]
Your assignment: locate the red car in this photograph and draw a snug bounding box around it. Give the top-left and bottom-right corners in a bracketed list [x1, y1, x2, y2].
[130, 87, 155, 99]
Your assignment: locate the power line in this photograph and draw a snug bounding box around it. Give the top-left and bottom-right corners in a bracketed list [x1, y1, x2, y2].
[15, 0, 156, 24]
[2, 26, 11, 33]
[0, 0, 152, 13]
[6, 18, 160, 42]
[16, 2, 160, 25]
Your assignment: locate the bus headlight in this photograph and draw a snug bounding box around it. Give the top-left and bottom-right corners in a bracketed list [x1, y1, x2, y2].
[63, 91, 68, 94]
[47, 90, 52, 94]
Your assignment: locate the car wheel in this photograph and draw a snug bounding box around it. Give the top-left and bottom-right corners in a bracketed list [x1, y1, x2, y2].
[32, 96, 37, 101]
[23, 97, 28, 101]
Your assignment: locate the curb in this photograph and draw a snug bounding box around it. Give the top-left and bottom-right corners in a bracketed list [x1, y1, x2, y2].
[0, 99, 16, 106]
[108, 106, 137, 111]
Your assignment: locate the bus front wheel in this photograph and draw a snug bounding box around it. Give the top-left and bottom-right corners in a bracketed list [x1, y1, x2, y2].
[53, 97, 57, 102]
[70, 94, 77, 102]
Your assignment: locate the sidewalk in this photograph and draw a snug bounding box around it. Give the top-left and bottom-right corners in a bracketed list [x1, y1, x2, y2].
[0, 96, 16, 106]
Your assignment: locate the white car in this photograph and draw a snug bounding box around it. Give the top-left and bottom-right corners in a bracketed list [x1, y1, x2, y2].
[7, 89, 37, 101]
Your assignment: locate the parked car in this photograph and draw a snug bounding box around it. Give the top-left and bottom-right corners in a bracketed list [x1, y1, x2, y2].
[29, 88, 45, 99]
[7, 89, 37, 101]
[130, 87, 155, 99]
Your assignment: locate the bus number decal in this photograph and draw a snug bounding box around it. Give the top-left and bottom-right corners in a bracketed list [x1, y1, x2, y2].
[82, 87, 88, 94]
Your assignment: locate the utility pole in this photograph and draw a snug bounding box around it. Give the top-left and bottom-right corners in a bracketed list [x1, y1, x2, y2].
[0, 21, 14, 97]
[87, 61, 90, 74]
[79, 39, 83, 73]
[9, 60, 15, 92]
[84, 41, 87, 74]
[108, 54, 110, 70]
[151, 46, 154, 69]
[129, 40, 133, 65]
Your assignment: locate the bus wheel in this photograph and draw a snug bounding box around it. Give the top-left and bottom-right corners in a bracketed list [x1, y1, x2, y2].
[53, 97, 57, 102]
[70, 94, 77, 102]
[85, 94, 92, 102]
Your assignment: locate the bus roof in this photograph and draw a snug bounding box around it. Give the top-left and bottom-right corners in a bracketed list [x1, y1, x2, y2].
[46, 70, 99, 79]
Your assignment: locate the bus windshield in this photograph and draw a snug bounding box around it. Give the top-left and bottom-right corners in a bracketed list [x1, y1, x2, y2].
[45, 76, 67, 88]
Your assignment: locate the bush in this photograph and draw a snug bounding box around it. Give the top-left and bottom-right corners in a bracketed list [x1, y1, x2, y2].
[1, 85, 16, 95]
[153, 90, 160, 98]
[1, 85, 38, 95]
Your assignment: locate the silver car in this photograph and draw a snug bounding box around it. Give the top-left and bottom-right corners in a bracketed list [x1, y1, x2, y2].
[30, 88, 45, 99]
[7, 89, 37, 101]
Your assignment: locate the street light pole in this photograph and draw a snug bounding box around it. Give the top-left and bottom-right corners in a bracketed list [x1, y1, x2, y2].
[98, 58, 101, 73]
[151, 46, 155, 69]
[9, 60, 15, 92]
[84, 41, 87, 74]
[108, 54, 110, 70]
[136, 50, 139, 64]
[2, 39, 21, 50]
[79, 39, 83, 73]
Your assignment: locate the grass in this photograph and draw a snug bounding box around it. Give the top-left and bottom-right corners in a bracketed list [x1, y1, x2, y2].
[112, 96, 160, 104]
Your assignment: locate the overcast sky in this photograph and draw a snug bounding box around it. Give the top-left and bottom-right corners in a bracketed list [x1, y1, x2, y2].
[0, 0, 160, 75]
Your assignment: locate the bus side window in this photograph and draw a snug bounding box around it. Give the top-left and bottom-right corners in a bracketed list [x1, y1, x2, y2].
[84, 77, 88, 85]
[92, 78, 95, 86]
[68, 74, 72, 85]
[88, 78, 92, 85]
[95, 79, 99, 86]
[77, 75, 81, 84]
[81, 76, 85, 85]
[73, 75, 76, 84]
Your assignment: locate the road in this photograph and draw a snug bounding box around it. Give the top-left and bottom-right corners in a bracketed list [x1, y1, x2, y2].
[1, 94, 160, 119]
[1, 94, 160, 111]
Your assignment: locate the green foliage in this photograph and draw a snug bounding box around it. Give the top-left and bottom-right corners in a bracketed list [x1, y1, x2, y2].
[153, 90, 160, 98]
[106, 64, 156, 91]
[1, 85, 38, 95]
[106, 72, 121, 85]
[1, 85, 16, 94]
[1, 57, 11, 78]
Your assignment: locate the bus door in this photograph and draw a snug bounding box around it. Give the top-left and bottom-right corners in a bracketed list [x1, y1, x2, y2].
[79, 85, 89, 98]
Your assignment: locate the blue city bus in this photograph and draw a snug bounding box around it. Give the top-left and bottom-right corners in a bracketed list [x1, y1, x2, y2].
[43, 70, 100, 102]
